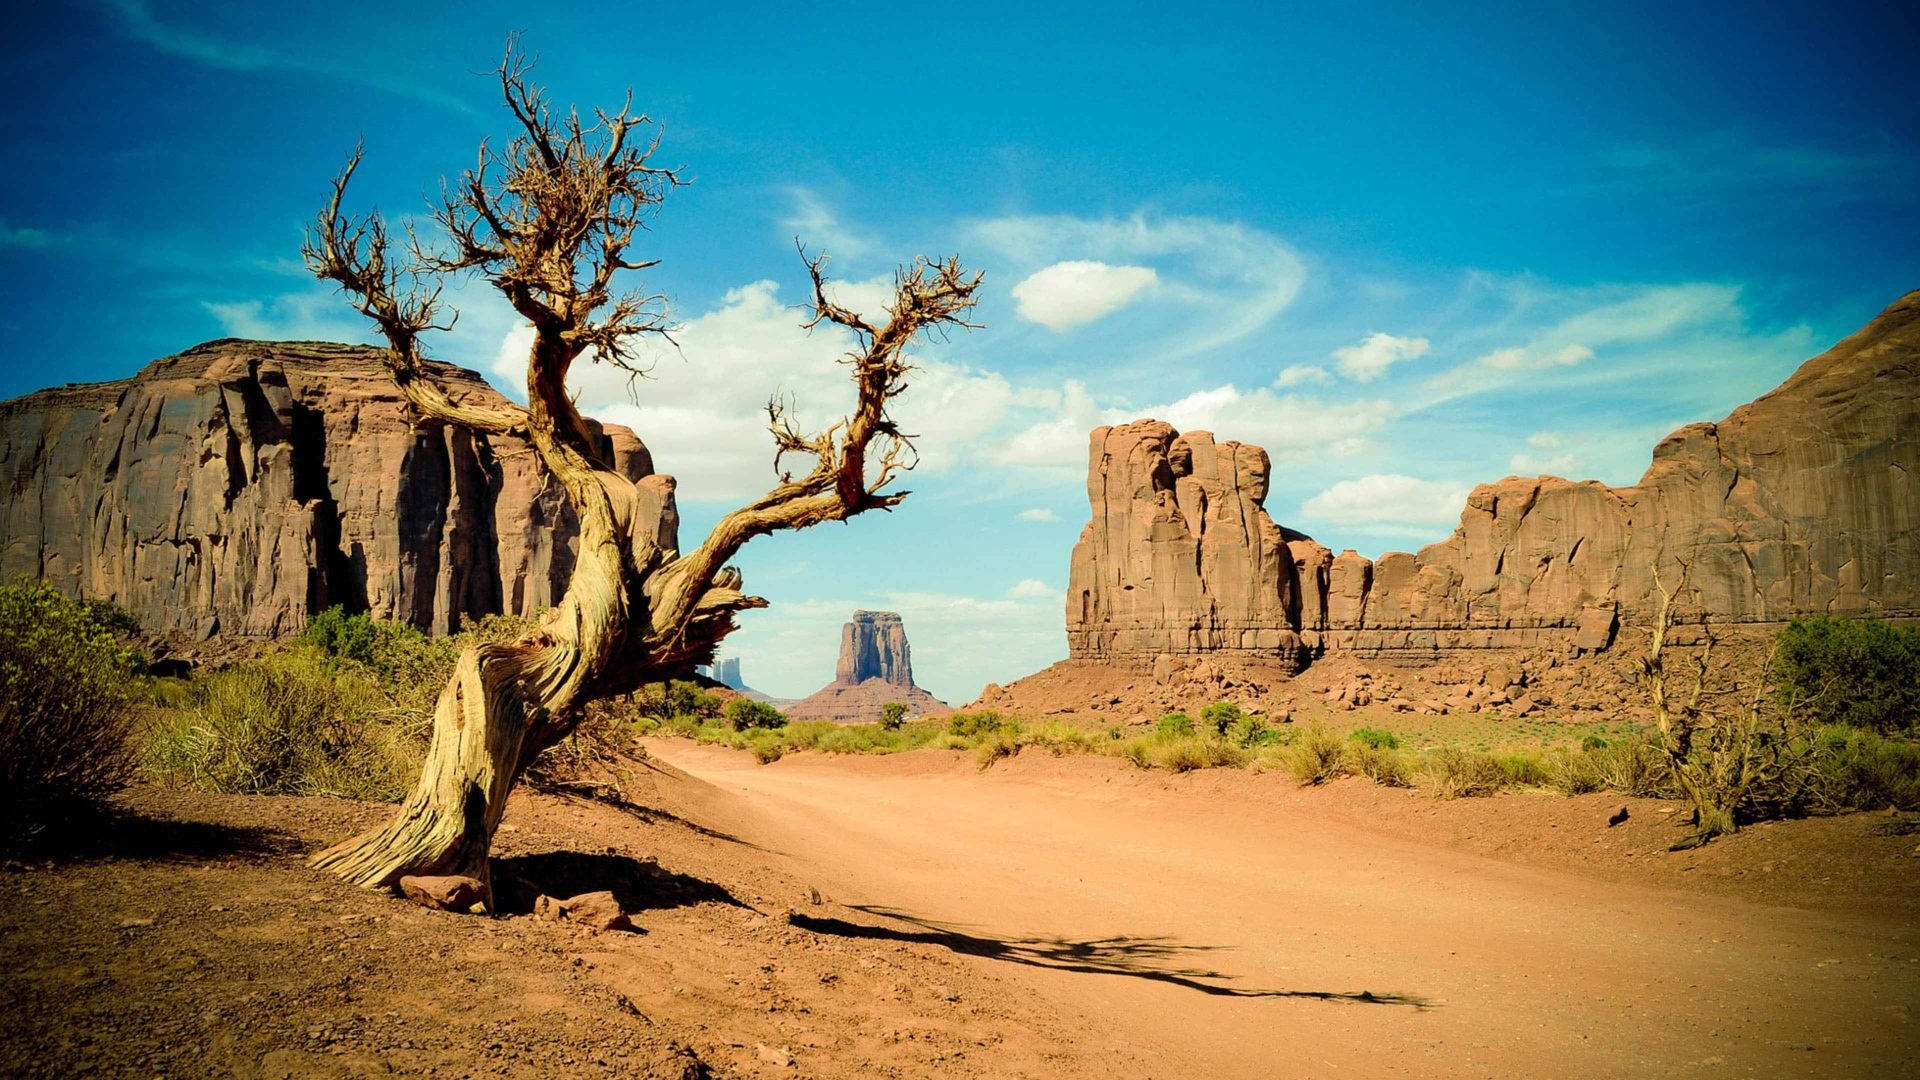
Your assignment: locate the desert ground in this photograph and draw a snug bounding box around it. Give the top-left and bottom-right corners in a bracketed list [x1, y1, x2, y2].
[5, 741, 1914, 1079]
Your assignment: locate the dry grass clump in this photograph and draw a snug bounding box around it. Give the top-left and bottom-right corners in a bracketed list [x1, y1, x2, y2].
[144, 648, 419, 800]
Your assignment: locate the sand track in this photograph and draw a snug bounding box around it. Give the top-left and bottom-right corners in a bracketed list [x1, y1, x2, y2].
[644, 741, 1920, 1079]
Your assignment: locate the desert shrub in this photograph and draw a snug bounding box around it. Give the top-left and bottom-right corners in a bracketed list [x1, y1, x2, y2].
[1229, 713, 1281, 749]
[635, 679, 724, 721]
[1772, 617, 1920, 734]
[1799, 726, 1920, 812]
[0, 580, 144, 834]
[1346, 742, 1411, 786]
[1493, 751, 1548, 788]
[974, 728, 1023, 766]
[879, 701, 907, 730]
[1201, 701, 1244, 735]
[948, 709, 1014, 739]
[1418, 748, 1507, 798]
[1585, 734, 1671, 797]
[1156, 712, 1196, 738]
[1543, 748, 1602, 795]
[1285, 726, 1349, 786]
[723, 698, 787, 732]
[1024, 721, 1100, 756]
[1349, 727, 1400, 751]
[145, 649, 418, 800]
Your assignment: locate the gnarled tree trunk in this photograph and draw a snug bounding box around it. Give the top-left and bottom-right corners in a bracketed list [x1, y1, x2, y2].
[300, 41, 979, 908]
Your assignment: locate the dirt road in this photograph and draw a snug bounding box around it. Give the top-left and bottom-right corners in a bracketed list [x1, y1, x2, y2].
[644, 741, 1919, 1079]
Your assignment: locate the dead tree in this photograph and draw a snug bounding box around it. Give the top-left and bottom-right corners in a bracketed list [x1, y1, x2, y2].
[1638, 564, 1810, 846]
[301, 42, 979, 906]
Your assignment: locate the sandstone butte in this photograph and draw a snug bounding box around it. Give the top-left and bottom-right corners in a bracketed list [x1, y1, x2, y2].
[785, 611, 947, 723]
[0, 339, 677, 642]
[1063, 289, 1919, 670]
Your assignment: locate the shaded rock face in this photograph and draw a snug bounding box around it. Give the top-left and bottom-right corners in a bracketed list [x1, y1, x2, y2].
[1067, 291, 1920, 663]
[0, 339, 677, 640]
[788, 611, 947, 722]
[835, 610, 916, 686]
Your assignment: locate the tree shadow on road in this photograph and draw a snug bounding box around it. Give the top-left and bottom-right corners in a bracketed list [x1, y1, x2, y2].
[791, 904, 1429, 1008]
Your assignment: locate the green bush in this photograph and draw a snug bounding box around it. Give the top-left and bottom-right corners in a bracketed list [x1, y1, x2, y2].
[0, 581, 144, 834]
[144, 649, 419, 800]
[1229, 713, 1281, 749]
[879, 701, 908, 730]
[1349, 727, 1400, 751]
[1346, 742, 1411, 786]
[635, 679, 724, 721]
[1201, 701, 1244, 735]
[1156, 712, 1196, 737]
[722, 698, 787, 732]
[1772, 617, 1920, 733]
[948, 709, 1014, 739]
[1799, 726, 1920, 812]
[1418, 748, 1506, 799]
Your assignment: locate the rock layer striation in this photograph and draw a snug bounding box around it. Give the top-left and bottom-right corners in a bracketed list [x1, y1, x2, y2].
[1068, 291, 1920, 664]
[0, 339, 676, 639]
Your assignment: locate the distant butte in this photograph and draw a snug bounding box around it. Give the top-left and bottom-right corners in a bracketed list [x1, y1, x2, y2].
[786, 611, 947, 723]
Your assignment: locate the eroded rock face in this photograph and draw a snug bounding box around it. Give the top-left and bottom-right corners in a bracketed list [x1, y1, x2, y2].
[787, 611, 947, 722]
[1066, 422, 1307, 664]
[1066, 290, 1920, 663]
[834, 611, 916, 686]
[0, 339, 676, 640]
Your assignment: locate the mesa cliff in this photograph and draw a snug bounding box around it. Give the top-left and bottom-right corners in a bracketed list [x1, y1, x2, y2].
[0, 339, 677, 640]
[1066, 290, 1920, 667]
[786, 611, 947, 723]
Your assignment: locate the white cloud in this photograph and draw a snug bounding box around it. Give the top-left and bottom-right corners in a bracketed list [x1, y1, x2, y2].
[203, 290, 380, 345]
[518, 278, 1016, 505]
[1274, 364, 1330, 388]
[1299, 474, 1469, 527]
[1017, 508, 1061, 522]
[1008, 578, 1056, 599]
[1331, 333, 1430, 382]
[966, 212, 1305, 356]
[1010, 260, 1159, 330]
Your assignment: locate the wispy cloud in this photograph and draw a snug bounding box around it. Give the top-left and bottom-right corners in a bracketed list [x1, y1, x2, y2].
[1299, 474, 1469, 529]
[1605, 133, 1918, 200]
[102, 0, 474, 112]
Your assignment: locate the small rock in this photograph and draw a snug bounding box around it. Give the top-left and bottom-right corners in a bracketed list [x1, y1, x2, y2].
[117, 917, 154, 929]
[1607, 806, 1630, 828]
[398, 875, 484, 912]
[558, 890, 634, 932]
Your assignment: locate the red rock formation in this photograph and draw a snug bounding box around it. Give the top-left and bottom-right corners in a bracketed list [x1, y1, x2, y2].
[0, 339, 675, 639]
[1066, 290, 1920, 664]
[786, 611, 947, 722]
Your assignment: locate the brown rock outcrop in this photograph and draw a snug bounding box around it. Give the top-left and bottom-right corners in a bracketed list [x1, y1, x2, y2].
[0, 339, 677, 640]
[1066, 290, 1920, 665]
[786, 611, 947, 723]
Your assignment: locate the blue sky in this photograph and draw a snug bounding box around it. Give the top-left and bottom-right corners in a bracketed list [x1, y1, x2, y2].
[2, 1, 1916, 700]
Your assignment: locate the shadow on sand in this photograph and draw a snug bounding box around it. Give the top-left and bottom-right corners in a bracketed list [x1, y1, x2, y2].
[791, 904, 1429, 1008]
[9, 810, 301, 864]
[492, 850, 748, 916]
